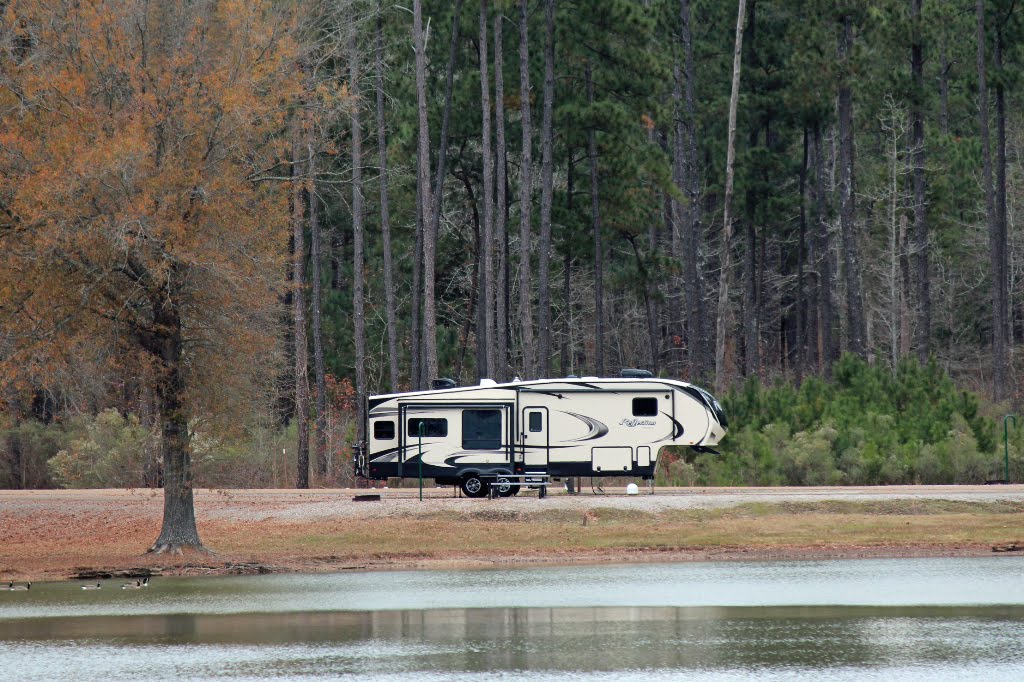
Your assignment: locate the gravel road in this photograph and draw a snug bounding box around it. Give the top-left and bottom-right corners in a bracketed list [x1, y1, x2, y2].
[6, 484, 1022, 524]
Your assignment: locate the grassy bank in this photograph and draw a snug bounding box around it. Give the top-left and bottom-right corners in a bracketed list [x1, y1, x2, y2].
[201, 500, 1024, 559]
[4, 492, 1021, 582]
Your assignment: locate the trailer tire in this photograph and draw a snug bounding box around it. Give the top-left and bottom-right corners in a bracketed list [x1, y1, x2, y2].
[494, 476, 519, 497]
[461, 475, 488, 498]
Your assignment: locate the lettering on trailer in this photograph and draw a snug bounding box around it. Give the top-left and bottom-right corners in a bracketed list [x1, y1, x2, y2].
[619, 418, 657, 428]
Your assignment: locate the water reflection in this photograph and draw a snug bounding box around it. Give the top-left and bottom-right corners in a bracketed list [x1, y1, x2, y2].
[3, 558, 1024, 680]
[3, 605, 1024, 679]
[3, 557, 1024, 621]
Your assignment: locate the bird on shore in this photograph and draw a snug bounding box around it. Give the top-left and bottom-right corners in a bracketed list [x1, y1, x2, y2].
[81, 583, 101, 590]
[7, 582, 30, 591]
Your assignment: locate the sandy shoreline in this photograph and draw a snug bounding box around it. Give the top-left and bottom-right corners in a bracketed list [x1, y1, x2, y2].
[2, 485, 1022, 582]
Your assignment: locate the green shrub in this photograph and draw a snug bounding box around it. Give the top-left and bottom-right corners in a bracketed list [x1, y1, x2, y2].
[48, 409, 155, 488]
[702, 355, 1007, 486]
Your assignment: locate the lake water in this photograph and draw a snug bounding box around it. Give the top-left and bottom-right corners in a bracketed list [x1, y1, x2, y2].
[2, 558, 1024, 680]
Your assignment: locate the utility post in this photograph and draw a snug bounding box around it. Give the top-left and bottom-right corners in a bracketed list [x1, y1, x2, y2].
[418, 421, 425, 501]
[1004, 415, 1016, 483]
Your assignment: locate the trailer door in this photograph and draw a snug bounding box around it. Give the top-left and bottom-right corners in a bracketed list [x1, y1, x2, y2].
[520, 406, 549, 468]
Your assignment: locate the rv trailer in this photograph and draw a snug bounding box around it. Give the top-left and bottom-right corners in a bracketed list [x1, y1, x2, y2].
[353, 373, 728, 497]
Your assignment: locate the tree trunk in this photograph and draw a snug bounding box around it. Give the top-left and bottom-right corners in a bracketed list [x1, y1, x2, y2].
[494, 9, 509, 382]
[714, 0, 746, 393]
[837, 10, 866, 358]
[351, 30, 367, 449]
[518, 0, 536, 378]
[899, 214, 913, 361]
[645, 223, 659, 372]
[537, 0, 556, 377]
[680, 0, 705, 383]
[743, 213, 758, 377]
[742, 1, 758, 379]
[414, 0, 438, 383]
[813, 122, 839, 374]
[670, 58, 685, 374]
[994, 16, 1010, 399]
[939, 38, 950, 136]
[586, 62, 604, 378]
[148, 279, 203, 553]
[411, 174, 423, 390]
[911, 0, 930, 362]
[291, 130, 310, 489]
[561, 152, 576, 374]
[308, 133, 328, 479]
[376, 2, 400, 393]
[421, 0, 466, 385]
[797, 125, 810, 379]
[458, 169, 482, 381]
[479, 0, 495, 380]
[976, 0, 1004, 401]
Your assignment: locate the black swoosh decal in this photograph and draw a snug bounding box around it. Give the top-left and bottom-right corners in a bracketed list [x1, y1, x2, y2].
[564, 411, 609, 441]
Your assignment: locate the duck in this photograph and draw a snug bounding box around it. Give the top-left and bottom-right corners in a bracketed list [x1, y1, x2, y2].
[80, 582, 102, 590]
[8, 582, 30, 591]
[121, 577, 150, 589]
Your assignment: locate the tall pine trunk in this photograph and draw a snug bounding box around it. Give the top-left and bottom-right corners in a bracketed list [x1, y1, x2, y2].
[670, 58, 685, 374]
[291, 129, 310, 489]
[308, 135, 328, 479]
[494, 10, 509, 382]
[976, 0, 1004, 401]
[351, 31, 367, 448]
[812, 122, 839, 374]
[714, 0, 746, 393]
[586, 63, 604, 378]
[797, 125, 812, 380]
[537, 0, 556, 377]
[518, 0, 536, 378]
[680, 0, 705, 383]
[995, 17, 1010, 398]
[911, 0, 930, 362]
[376, 3, 400, 392]
[742, 2, 758, 379]
[413, 0, 438, 383]
[479, 0, 495, 380]
[411, 175, 423, 389]
[561, 153, 576, 374]
[837, 10, 866, 358]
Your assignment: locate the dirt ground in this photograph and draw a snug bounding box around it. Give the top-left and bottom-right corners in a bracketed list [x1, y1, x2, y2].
[2, 485, 1023, 582]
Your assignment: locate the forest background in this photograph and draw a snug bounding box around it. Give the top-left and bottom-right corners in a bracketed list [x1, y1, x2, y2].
[3, 0, 1024, 494]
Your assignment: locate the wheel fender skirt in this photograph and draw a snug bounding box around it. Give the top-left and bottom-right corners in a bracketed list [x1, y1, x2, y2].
[690, 445, 720, 455]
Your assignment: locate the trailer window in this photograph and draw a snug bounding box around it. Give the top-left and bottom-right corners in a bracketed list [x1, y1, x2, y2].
[373, 420, 396, 440]
[407, 418, 448, 438]
[462, 409, 502, 450]
[632, 397, 658, 417]
[528, 411, 543, 432]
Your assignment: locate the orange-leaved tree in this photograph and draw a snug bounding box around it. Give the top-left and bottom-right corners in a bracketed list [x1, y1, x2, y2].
[0, 0, 298, 553]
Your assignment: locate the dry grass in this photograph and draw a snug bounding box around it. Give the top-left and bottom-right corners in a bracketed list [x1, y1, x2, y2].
[204, 501, 1024, 560]
[3, 491, 1022, 581]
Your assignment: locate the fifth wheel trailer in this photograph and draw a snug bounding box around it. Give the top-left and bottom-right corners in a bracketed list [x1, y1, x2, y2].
[353, 373, 728, 497]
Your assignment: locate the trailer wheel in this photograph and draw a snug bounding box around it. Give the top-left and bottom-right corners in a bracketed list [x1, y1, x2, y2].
[494, 477, 519, 497]
[500, 485, 520, 497]
[461, 475, 488, 498]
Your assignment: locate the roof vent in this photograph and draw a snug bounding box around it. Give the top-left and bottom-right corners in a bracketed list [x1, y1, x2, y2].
[620, 368, 653, 379]
[431, 378, 457, 390]
[479, 378, 497, 387]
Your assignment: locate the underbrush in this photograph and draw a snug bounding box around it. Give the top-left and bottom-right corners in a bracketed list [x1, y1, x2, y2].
[658, 355, 1020, 487]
